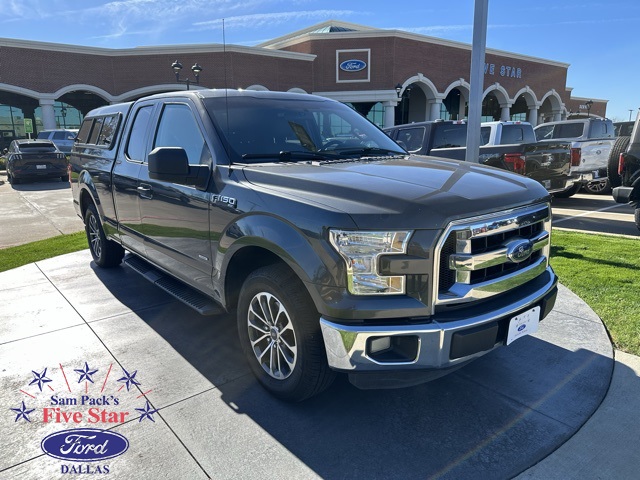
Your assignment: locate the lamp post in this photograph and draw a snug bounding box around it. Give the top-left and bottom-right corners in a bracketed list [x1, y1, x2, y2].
[171, 60, 203, 90]
[629, 109, 634, 121]
[585, 100, 593, 118]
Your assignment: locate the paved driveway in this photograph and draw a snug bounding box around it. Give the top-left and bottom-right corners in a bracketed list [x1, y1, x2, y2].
[0, 251, 613, 480]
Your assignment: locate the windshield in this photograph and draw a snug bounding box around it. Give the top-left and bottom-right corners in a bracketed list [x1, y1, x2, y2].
[203, 96, 405, 163]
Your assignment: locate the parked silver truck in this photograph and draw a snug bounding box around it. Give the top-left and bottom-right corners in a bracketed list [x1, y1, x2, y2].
[534, 117, 615, 196]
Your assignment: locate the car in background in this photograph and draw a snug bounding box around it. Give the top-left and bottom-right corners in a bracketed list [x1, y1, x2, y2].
[534, 117, 615, 195]
[36, 129, 78, 154]
[6, 139, 68, 185]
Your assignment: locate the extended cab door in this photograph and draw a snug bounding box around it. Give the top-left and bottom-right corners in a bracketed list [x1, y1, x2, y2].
[137, 100, 214, 291]
[112, 101, 156, 256]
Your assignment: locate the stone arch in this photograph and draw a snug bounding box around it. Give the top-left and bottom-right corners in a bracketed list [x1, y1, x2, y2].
[443, 79, 470, 120]
[512, 86, 538, 108]
[483, 83, 510, 105]
[397, 73, 441, 122]
[539, 89, 564, 123]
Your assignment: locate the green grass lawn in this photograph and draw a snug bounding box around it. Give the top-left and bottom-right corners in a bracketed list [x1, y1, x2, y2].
[551, 229, 640, 355]
[1, 228, 638, 356]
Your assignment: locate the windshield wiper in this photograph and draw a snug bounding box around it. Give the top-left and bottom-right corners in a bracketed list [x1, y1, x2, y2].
[242, 151, 340, 162]
[336, 147, 406, 157]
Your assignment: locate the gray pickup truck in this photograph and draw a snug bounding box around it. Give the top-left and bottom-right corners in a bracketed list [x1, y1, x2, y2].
[384, 120, 576, 194]
[70, 90, 558, 401]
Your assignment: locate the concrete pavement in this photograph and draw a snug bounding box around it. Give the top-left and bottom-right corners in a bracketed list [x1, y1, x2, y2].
[0, 249, 630, 479]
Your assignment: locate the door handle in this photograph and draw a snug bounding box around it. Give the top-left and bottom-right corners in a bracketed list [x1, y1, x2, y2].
[137, 184, 153, 199]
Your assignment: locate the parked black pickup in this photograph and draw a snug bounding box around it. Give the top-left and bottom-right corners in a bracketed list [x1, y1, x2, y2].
[70, 90, 557, 401]
[612, 111, 640, 231]
[384, 120, 576, 194]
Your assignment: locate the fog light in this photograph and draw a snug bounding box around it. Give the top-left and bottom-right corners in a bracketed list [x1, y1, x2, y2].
[369, 336, 391, 354]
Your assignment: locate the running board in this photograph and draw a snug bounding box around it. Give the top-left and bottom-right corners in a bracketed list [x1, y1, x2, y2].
[123, 254, 223, 316]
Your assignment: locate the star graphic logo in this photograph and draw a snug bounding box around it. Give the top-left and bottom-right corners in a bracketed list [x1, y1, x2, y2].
[117, 368, 141, 392]
[10, 401, 35, 422]
[74, 362, 98, 383]
[135, 401, 158, 422]
[29, 368, 52, 391]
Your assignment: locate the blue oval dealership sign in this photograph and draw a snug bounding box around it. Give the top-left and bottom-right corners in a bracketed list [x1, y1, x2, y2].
[41, 428, 129, 462]
[339, 59, 367, 72]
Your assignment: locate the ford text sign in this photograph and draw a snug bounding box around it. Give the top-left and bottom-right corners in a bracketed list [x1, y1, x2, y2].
[41, 428, 129, 462]
[339, 60, 367, 72]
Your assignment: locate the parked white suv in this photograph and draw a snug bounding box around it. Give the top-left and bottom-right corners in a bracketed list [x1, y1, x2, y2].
[534, 118, 615, 195]
[36, 129, 78, 154]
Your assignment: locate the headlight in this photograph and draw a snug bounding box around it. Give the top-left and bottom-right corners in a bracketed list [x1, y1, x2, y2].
[329, 230, 412, 295]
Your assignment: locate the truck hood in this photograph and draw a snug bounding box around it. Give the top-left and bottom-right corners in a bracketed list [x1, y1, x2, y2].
[241, 155, 549, 230]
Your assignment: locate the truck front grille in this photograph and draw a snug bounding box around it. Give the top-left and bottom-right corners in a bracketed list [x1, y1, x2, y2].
[435, 204, 552, 308]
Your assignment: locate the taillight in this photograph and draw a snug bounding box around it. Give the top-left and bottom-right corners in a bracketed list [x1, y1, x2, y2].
[618, 153, 625, 176]
[570, 148, 581, 167]
[504, 153, 526, 175]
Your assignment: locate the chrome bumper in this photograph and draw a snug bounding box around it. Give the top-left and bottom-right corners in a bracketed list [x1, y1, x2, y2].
[320, 268, 557, 372]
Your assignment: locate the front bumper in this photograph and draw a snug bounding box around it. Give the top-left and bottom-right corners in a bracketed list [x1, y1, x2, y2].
[320, 268, 557, 376]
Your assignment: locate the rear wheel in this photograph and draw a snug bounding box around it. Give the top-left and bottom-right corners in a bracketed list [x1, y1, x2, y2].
[608, 136, 630, 189]
[552, 183, 581, 198]
[237, 264, 335, 401]
[84, 204, 124, 267]
[583, 178, 611, 195]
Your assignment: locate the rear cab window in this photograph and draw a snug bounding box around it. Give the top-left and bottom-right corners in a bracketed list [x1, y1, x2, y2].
[431, 124, 467, 149]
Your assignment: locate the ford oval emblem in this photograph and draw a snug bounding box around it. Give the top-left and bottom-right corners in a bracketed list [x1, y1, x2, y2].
[339, 59, 367, 72]
[518, 324, 527, 332]
[506, 239, 534, 263]
[41, 428, 129, 462]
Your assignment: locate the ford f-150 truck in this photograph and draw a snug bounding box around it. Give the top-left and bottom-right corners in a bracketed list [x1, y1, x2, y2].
[384, 120, 576, 194]
[70, 90, 558, 401]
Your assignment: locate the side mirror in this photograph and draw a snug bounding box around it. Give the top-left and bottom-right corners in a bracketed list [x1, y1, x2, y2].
[148, 147, 209, 190]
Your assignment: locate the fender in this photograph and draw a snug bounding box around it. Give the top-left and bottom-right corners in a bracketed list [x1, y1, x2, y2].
[217, 213, 350, 310]
[76, 170, 119, 238]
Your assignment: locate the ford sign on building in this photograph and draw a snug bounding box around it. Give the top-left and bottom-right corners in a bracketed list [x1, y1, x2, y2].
[340, 59, 367, 72]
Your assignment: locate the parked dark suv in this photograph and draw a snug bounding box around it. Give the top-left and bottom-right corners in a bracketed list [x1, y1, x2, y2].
[6, 139, 68, 184]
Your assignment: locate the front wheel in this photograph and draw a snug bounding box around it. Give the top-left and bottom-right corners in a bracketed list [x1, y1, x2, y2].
[84, 204, 124, 268]
[237, 264, 335, 401]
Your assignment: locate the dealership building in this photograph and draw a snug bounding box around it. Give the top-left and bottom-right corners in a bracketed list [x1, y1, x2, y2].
[0, 20, 607, 147]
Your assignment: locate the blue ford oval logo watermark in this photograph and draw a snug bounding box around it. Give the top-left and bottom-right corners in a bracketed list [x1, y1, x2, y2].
[41, 428, 129, 462]
[518, 324, 527, 332]
[339, 59, 367, 72]
[506, 239, 534, 263]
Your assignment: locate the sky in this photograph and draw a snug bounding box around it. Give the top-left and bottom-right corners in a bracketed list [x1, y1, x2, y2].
[0, 0, 638, 121]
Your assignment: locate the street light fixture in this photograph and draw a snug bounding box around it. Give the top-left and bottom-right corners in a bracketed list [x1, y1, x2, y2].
[585, 100, 593, 117]
[171, 60, 203, 90]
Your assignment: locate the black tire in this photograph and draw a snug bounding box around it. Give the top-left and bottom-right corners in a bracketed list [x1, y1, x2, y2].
[84, 204, 125, 268]
[237, 264, 335, 402]
[552, 182, 581, 198]
[9, 173, 20, 185]
[635, 207, 640, 232]
[583, 178, 611, 195]
[608, 136, 630, 189]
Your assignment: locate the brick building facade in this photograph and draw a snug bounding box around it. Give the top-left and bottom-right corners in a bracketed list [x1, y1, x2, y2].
[0, 20, 607, 145]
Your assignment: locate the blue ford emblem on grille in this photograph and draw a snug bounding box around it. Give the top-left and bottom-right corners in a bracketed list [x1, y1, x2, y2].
[339, 60, 367, 72]
[518, 324, 527, 332]
[506, 239, 534, 263]
[41, 428, 129, 462]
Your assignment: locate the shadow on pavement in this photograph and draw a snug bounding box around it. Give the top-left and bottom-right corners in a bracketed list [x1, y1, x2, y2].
[87, 261, 614, 480]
